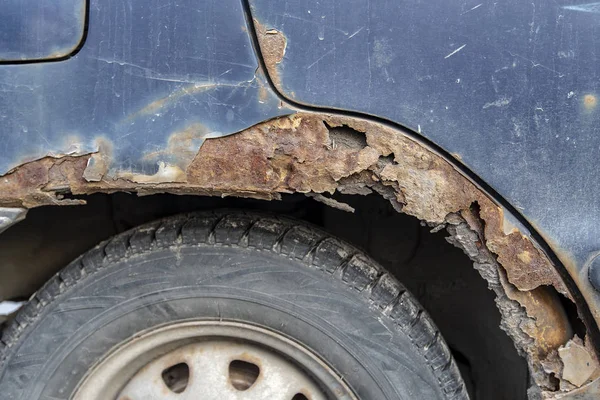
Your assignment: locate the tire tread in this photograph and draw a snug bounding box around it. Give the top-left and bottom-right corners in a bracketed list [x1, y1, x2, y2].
[0, 211, 467, 399]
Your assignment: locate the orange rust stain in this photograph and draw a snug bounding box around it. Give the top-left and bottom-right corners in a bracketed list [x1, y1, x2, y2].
[253, 20, 287, 90]
[258, 82, 269, 103]
[142, 123, 209, 165]
[127, 83, 227, 121]
[584, 94, 597, 110]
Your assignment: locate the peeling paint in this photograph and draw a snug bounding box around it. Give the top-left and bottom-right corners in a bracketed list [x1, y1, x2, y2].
[119, 162, 187, 184]
[559, 336, 600, 388]
[83, 137, 113, 182]
[254, 20, 287, 90]
[0, 113, 595, 396]
[557, 377, 600, 399]
[139, 123, 212, 176]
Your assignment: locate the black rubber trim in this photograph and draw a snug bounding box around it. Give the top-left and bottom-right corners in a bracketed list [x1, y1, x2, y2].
[239, 0, 600, 355]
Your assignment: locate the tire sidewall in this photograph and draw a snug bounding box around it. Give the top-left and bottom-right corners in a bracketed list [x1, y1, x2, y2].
[0, 245, 443, 400]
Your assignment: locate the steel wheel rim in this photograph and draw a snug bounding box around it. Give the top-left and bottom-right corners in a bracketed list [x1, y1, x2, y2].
[72, 320, 357, 400]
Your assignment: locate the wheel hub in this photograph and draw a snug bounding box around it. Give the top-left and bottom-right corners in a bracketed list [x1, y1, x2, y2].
[73, 321, 356, 400]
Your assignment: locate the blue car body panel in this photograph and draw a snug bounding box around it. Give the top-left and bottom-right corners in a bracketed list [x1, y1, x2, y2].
[247, 0, 600, 300]
[0, 0, 86, 61]
[0, 0, 288, 178]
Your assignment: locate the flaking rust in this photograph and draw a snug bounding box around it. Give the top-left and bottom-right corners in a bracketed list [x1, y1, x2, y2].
[0, 113, 597, 396]
[254, 20, 286, 91]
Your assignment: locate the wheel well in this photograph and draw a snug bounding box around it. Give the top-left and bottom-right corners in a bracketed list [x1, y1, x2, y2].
[0, 192, 529, 398]
[0, 112, 595, 396]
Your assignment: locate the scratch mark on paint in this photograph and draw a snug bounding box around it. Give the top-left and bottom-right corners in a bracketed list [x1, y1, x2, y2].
[184, 56, 254, 70]
[276, 13, 349, 35]
[348, 27, 364, 39]
[507, 51, 565, 77]
[307, 47, 336, 69]
[95, 57, 206, 84]
[444, 44, 466, 59]
[483, 97, 512, 109]
[563, 2, 600, 13]
[133, 75, 201, 84]
[218, 68, 233, 77]
[462, 3, 483, 15]
[306, 26, 364, 70]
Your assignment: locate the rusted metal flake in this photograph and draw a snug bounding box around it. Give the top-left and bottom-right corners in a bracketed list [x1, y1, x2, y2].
[478, 201, 569, 296]
[0, 156, 88, 208]
[0, 113, 596, 395]
[446, 212, 573, 392]
[559, 336, 600, 388]
[254, 20, 286, 90]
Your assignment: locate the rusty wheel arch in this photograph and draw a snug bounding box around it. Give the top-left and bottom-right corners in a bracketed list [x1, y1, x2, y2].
[243, 9, 600, 396]
[0, 10, 597, 396]
[0, 112, 599, 397]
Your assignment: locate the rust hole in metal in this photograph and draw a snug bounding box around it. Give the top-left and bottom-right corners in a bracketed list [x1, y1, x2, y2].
[324, 122, 368, 150]
[161, 362, 189, 393]
[292, 394, 309, 400]
[229, 359, 260, 391]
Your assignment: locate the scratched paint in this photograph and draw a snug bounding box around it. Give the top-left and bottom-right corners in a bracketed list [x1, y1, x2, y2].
[563, 3, 600, 14]
[0, 0, 291, 178]
[248, 0, 600, 360]
[0, 0, 86, 61]
[444, 44, 466, 59]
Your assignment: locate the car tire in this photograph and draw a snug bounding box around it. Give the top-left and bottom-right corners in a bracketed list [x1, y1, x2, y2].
[0, 211, 468, 399]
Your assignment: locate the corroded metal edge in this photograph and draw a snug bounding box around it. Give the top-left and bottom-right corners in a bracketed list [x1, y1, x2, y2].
[0, 113, 596, 397]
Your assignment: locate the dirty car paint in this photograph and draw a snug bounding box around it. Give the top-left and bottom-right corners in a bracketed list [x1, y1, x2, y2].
[246, 0, 600, 282]
[0, 0, 86, 61]
[247, 0, 600, 382]
[0, 0, 290, 179]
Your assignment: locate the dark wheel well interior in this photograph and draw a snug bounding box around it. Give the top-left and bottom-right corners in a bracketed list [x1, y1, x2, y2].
[0, 192, 529, 399]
